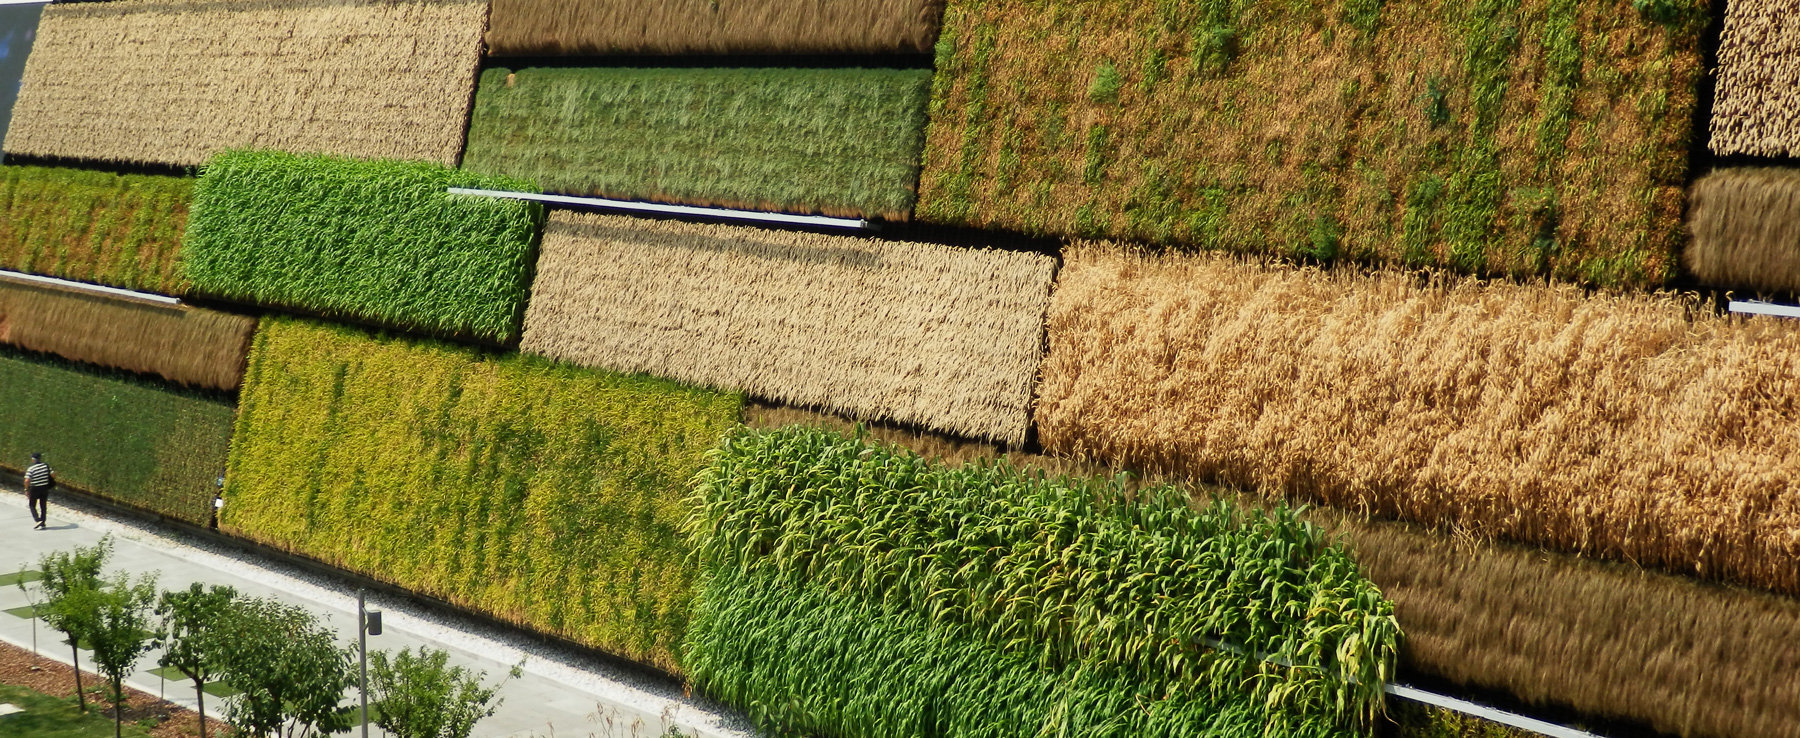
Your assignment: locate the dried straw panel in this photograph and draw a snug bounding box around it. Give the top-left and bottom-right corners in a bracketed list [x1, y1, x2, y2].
[1711, 0, 1800, 156]
[1686, 167, 1800, 293]
[2, 0, 486, 167]
[1039, 244, 1800, 596]
[0, 280, 254, 391]
[754, 398, 1800, 738]
[521, 212, 1056, 446]
[485, 0, 946, 56]
[1345, 517, 1800, 738]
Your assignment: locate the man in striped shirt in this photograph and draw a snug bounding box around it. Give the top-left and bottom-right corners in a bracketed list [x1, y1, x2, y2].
[24, 452, 52, 530]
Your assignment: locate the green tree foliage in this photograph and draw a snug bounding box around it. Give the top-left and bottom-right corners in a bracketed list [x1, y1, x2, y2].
[463, 67, 933, 219]
[212, 597, 355, 738]
[222, 317, 743, 672]
[0, 165, 193, 295]
[369, 647, 511, 738]
[84, 573, 159, 738]
[181, 150, 544, 342]
[0, 349, 234, 525]
[156, 583, 239, 738]
[35, 537, 112, 713]
[686, 427, 1401, 737]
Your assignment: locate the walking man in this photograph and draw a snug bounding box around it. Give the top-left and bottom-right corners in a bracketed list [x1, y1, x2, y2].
[24, 452, 52, 530]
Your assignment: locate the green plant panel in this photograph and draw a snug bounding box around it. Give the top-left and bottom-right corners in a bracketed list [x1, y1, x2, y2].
[221, 317, 742, 673]
[0, 165, 192, 295]
[0, 350, 234, 525]
[181, 150, 544, 341]
[917, 0, 1708, 287]
[0, 570, 43, 587]
[687, 427, 1401, 737]
[463, 66, 933, 219]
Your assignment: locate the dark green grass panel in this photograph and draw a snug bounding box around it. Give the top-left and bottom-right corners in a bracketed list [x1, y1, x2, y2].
[221, 317, 743, 673]
[463, 66, 933, 219]
[0, 571, 43, 587]
[181, 150, 544, 342]
[145, 667, 240, 697]
[0, 350, 233, 526]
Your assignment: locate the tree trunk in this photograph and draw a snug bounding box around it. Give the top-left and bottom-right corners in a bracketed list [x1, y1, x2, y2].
[113, 677, 123, 738]
[70, 643, 85, 712]
[193, 678, 208, 738]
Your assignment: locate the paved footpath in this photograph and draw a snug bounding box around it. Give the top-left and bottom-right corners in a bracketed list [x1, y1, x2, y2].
[0, 486, 754, 738]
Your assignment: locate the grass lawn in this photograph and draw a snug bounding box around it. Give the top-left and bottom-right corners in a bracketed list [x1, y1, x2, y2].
[0, 683, 155, 737]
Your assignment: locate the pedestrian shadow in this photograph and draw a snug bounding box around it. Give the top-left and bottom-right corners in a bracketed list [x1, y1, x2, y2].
[35, 524, 77, 531]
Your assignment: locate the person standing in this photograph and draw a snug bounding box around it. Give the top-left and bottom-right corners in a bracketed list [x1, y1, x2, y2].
[24, 452, 52, 530]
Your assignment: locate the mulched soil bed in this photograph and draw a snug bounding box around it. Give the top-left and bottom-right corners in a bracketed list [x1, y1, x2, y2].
[0, 638, 229, 737]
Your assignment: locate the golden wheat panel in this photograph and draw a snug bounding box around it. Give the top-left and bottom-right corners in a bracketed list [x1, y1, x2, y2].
[1038, 244, 1800, 596]
[521, 212, 1055, 446]
[2, 0, 486, 167]
[485, 0, 945, 56]
[0, 280, 255, 390]
[1711, 0, 1800, 156]
[754, 399, 1800, 738]
[1687, 167, 1800, 293]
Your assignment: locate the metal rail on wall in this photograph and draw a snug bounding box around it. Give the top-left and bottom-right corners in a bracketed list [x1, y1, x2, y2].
[0, 269, 181, 306]
[1385, 684, 1606, 738]
[446, 188, 875, 231]
[1728, 300, 1800, 319]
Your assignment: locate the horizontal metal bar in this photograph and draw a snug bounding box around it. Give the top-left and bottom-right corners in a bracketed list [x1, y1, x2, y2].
[1387, 684, 1606, 738]
[0, 270, 181, 306]
[446, 188, 873, 230]
[1728, 300, 1800, 319]
[0, 0, 50, 5]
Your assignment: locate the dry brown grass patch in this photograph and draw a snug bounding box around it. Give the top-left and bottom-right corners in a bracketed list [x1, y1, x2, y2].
[2, 0, 487, 167]
[1710, 0, 1800, 157]
[521, 212, 1056, 446]
[0, 279, 255, 390]
[1038, 243, 1800, 595]
[1686, 167, 1800, 293]
[485, 0, 946, 56]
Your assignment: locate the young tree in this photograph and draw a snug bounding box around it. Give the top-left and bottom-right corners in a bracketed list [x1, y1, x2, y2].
[86, 572, 160, 738]
[156, 583, 239, 738]
[213, 596, 355, 738]
[36, 536, 112, 712]
[368, 647, 515, 738]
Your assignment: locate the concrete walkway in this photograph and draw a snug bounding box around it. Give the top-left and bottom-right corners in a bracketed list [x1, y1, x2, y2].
[0, 486, 755, 738]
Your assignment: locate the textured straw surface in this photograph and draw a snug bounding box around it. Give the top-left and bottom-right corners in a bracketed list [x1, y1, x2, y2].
[1686, 167, 1800, 293]
[521, 212, 1056, 445]
[485, 0, 946, 56]
[1711, 0, 1800, 156]
[2, 0, 487, 167]
[0, 280, 254, 391]
[1039, 244, 1800, 595]
[756, 400, 1800, 738]
[1346, 516, 1800, 738]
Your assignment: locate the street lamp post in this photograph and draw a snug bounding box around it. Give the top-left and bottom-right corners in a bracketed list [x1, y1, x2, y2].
[357, 590, 382, 737]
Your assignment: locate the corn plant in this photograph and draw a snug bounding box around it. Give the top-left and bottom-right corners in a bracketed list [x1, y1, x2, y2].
[687, 427, 1401, 735]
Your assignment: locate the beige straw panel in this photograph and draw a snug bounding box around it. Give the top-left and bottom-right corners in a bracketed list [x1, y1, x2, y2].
[2, 0, 487, 167]
[522, 212, 1057, 446]
[1710, 0, 1800, 156]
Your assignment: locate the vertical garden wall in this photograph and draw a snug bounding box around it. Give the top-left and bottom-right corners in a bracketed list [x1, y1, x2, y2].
[0, 280, 254, 390]
[0, 165, 191, 294]
[221, 317, 743, 672]
[918, 0, 1706, 286]
[0, 350, 233, 525]
[463, 67, 934, 219]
